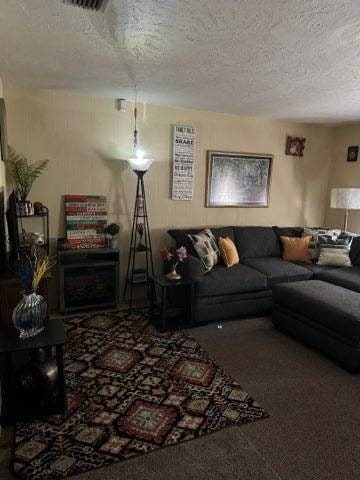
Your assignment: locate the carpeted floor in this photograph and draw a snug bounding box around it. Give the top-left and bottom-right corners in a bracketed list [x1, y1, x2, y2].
[2, 316, 360, 480]
[12, 311, 266, 479]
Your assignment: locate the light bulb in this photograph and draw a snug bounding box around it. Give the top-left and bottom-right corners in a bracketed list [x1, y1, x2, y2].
[136, 148, 145, 160]
[128, 146, 153, 172]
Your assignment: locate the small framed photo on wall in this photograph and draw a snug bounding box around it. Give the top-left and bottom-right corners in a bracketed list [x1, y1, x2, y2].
[285, 136, 305, 157]
[347, 146, 358, 162]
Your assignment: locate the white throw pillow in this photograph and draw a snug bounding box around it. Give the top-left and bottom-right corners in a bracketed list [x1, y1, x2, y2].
[317, 246, 352, 267]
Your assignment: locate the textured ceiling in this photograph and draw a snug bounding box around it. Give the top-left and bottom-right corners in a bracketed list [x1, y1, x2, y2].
[1, 0, 360, 123]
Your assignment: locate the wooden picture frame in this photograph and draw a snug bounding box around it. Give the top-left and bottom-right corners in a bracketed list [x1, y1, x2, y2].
[206, 150, 273, 207]
[285, 136, 305, 157]
[347, 146, 358, 162]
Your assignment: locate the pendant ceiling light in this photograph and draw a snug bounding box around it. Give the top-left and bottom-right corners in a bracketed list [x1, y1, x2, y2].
[128, 87, 153, 173]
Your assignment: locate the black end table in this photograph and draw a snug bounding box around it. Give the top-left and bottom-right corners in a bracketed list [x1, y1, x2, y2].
[149, 275, 195, 330]
[0, 319, 66, 424]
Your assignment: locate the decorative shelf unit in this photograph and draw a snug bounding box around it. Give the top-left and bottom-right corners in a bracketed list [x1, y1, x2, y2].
[58, 247, 119, 313]
[16, 208, 50, 254]
[6, 191, 50, 270]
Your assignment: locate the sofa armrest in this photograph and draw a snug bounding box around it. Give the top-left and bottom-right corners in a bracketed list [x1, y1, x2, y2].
[350, 236, 360, 266]
[187, 254, 207, 279]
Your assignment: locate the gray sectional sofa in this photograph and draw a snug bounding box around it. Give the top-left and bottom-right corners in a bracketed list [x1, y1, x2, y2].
[168, 226, 360, 324]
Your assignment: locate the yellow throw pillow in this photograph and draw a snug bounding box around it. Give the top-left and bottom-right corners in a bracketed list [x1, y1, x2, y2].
[280, 235, 312, 263]
[218, 237, 240, 268]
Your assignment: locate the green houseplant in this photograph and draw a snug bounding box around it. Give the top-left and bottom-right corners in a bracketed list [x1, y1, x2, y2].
[4, 145, 49, 202]
[105, 223, 120, 249]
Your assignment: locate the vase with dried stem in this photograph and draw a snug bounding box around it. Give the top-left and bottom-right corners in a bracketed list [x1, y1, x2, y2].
[12, 249, 56, 339]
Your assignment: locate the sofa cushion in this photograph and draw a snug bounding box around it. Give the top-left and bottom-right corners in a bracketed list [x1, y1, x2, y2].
[273, 226, 304, 238]
[317, 245, 352, 267]
[315, 267, 360, 293]
[242, 257, 313, 287]
[195, 264, 268, 297]
[188, 228, 220, 272]
[298, 262, 337, 276]
[234, 226, 281, 259]
[350, 236, 360, 266]
[168, 226, 235, 257]
[273, 280, 360, 341]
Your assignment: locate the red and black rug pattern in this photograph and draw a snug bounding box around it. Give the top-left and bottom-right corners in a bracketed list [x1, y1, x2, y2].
[13, 310, 267, 479]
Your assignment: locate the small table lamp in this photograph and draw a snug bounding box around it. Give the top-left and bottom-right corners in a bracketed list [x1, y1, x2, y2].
[330, 187, 360, 232]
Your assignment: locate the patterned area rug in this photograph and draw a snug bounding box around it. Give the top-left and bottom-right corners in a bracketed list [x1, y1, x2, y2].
[13, 310, 268, 479]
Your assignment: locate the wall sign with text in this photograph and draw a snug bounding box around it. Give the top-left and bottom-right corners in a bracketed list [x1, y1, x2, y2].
[171, 125, 196, 200]
[65, 195, 107, 248]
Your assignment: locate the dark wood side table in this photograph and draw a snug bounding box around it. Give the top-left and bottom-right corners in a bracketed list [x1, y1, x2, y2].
[149, 275, 195, 330]
[0, 318, 66, 425]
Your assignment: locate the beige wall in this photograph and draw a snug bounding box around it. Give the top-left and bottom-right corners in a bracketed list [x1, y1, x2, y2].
[3, 82, 334, 288]
[325, 124, 360, 233]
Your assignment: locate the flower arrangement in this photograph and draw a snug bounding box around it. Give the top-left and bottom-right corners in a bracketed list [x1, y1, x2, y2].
[161, 246, 188, 265]
[19, 251, 56, 294]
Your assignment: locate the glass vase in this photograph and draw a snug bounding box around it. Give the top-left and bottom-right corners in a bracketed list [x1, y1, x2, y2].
[12, 291, 47, 339]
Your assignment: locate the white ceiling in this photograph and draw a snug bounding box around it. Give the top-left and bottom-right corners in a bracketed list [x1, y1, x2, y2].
[1, 0, 360, 123]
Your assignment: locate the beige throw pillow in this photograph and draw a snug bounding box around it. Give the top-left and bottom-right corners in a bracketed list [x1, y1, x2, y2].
[218, 237, 240, 268]
[280, 236, 312, 263]
[188, 228, 220, 272]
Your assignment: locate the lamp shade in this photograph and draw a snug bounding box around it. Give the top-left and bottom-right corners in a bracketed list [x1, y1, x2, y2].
[128, 148, 153, 172]
[330, 188, 360, 210]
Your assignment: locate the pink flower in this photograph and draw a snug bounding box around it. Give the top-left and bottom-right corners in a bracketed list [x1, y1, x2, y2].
[176, 246, 188, 262]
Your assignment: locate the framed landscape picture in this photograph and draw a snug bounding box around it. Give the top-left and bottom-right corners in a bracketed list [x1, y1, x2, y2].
[206, 150, 273, 207]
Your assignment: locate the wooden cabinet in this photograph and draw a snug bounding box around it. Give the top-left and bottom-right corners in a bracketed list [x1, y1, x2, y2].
[58, 248, 119, 313]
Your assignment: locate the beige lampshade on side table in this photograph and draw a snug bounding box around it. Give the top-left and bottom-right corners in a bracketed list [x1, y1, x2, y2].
[330, 188, 360, 232]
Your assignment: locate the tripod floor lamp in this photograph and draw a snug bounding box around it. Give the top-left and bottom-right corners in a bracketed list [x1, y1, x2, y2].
[123, 99, 155, 312]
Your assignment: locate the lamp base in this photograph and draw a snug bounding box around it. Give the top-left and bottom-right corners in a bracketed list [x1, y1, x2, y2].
[343, 209, 349, 233]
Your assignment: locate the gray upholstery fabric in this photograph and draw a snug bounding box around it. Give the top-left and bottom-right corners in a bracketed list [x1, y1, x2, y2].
[234, 226, 281, 258]
[315, 267, 360, 293]
[272, 226, 304, 238]
[242, 257, 313, 286]
[350, 236, 360, 266]
[297, 262, 337, 276]
[195, 290, 272, 323]
[195, 264, 267, 297]
[170, 254, 208, 279]
[273, 305, 360, 371]
[273, 280, 360, 340]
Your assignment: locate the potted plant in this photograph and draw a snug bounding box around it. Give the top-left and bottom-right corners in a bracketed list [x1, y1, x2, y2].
[105, 223, 120, 249]
[4, 145, 49, 214]
[161, 246, 188, 280]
